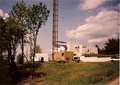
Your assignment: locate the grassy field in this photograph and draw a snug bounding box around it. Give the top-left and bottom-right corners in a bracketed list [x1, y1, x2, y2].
[28, 61, 119, 85]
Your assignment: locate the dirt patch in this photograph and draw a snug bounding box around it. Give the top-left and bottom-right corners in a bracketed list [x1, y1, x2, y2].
[17, 72, 47, 85]
[107, 77, 119, 85]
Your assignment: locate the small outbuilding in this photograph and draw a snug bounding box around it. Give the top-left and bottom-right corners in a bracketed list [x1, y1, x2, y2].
[54, 51, 74, 62]
[35, 53, 51, 62]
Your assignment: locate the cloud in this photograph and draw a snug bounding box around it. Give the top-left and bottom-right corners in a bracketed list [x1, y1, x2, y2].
[66, 9, 119, 47]
[80, 0, 106, 10]
[0, 9, 9, 19]
[0, 9, 4, 17]
[112, 3, 120, 9]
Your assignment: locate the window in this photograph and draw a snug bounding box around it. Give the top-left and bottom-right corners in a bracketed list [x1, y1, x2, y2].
[62, 53, 64, 56]
[88, 49, 89, 52]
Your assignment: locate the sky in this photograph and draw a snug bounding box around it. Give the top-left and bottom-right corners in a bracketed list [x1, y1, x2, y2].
[0, 0, 120, 54]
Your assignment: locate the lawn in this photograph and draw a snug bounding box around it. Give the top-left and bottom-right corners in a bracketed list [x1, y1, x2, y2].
[28, 61, 119, 85]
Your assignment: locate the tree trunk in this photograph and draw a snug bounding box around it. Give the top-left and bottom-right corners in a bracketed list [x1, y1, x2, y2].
[32, 34, 36, 74]
[32, 31, 38, 75]
[33, 37, 36, 64]
[33, 32, 38, 64]
[21, 34, 24, 67]
[0, 50, 3, 84]
[8, 43, 19, 84]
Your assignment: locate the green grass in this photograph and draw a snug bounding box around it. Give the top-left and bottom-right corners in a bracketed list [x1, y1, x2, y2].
[30, 61, 119, 85]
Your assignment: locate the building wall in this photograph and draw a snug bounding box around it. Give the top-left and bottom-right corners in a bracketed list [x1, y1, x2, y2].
[58, 42, 98, 57]
[80, 56, 111, 62]
[66, 42, 82, 56]
[82, 45, 98, 54]
[35, 53, 50, 61]
[54, 51, 74, 61]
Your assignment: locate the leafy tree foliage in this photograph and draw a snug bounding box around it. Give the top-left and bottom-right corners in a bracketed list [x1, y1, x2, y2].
[0, 17, 6, 53]
[17, 53, 24, 64]
[96, 38, 119, 55]
[0, 16, 22, 84]
[99, 48, 106, 54]
[9, 1, 28, 66]
[26, 3, 50, 64]
[0, 17, 6, 84]
[95, 45, 101, 54]
[104, 38, 119, 54]
[0, 0, 50, 84]
[9, 1, 50, 65]
[0, 17, 22, 60]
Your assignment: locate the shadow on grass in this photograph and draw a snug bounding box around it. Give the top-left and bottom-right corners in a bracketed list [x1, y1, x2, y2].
[17, 62, 48, 85]
[0, 61, 46, 85]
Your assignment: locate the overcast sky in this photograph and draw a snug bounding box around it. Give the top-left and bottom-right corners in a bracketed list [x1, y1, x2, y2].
[0, 0, 119, 54]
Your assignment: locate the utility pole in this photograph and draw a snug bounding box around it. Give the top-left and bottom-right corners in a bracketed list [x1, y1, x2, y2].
[115, 33, 119, 39]
[74, 32, 76, 43]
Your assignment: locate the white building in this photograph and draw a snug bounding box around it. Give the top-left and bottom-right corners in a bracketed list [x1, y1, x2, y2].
[35, 53, 51, 62]
[57, 42, 117, 62]
[58, 42, 98, 57]
[80, 56, 111, 62]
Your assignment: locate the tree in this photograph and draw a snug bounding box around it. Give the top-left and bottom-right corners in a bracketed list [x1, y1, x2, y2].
[104, 38, 119, 54]
[0, 0, 50, 83]
[0, 17, 6, 55]
[17, 53, 24, 64]
[95, 45, 100, 54]
[0, 17, 6, 84]
[0, 16, 22, 84]
[6, 17, 22, 83]
[6, 17, 22, 58]
[9, 1, 28, 66]
[9, 1, 50, 65]
[0, 17, 22, 62]
[7, 0, 49, 76]
[26, 3, 50, 64]
[99, 48, 106, 54]
[30, 45, 42, 61]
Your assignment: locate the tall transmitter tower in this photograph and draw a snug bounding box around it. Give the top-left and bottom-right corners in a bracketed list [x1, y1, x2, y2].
[52, 0, 58, 58]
